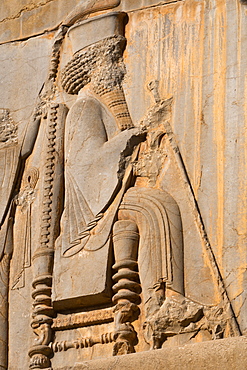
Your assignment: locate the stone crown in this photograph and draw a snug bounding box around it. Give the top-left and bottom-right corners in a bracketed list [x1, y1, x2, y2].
[68, 11, 127, 55]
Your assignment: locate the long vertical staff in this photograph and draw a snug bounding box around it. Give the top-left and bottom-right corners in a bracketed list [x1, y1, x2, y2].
[148, 80, 241, 336]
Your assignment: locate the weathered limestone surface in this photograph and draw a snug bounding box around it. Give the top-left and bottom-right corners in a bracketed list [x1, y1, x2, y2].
[1, 0, 247, 369]
[56, 336, 247, 370]
[0, 1, 182, 44]
[124, 0, 247, 332]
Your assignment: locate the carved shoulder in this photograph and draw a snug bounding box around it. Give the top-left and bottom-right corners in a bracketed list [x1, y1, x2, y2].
[66, 96, 107, 149]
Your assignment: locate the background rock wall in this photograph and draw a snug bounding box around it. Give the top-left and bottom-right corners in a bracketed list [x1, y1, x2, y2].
[124, 0, 247, 333]
[2, 0, 247, 368]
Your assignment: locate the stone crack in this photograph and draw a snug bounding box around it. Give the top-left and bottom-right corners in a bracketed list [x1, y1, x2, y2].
[0, 0, 56, 23]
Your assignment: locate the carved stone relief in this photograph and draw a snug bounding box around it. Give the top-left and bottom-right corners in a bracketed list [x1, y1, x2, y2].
[12, 167, 39, 289]
[1, 0, 247, 369]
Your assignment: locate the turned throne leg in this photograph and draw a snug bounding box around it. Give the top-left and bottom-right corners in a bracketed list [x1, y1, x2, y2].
[112, 220, 141, 355]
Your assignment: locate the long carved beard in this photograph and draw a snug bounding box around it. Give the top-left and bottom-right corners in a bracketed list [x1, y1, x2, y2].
[95, 86, 133, 131]
[90, 44, 133, 130]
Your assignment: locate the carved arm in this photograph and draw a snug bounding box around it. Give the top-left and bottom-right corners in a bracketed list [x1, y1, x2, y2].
[21, 114, 41, 159]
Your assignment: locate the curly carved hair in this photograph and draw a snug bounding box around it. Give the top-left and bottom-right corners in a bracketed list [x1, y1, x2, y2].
[61, 35, 126, 95]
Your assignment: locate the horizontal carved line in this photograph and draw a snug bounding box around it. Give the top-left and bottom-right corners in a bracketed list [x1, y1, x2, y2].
[52, 308, 114, 330]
